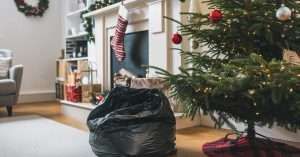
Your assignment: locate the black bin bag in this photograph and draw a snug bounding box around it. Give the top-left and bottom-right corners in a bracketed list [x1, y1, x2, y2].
[87, 87, 176, 157]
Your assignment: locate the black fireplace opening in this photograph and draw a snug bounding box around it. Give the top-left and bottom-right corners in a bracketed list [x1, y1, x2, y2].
[110, 30, 149, 85]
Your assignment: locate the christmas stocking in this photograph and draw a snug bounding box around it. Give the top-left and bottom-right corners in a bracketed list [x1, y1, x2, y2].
[111, 5, 128, 62]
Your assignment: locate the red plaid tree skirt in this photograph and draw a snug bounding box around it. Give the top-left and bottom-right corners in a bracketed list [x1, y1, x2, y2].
[203, 136, 300, 157]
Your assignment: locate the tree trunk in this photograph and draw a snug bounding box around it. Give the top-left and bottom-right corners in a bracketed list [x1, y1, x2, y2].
[247, 121, 256, 140]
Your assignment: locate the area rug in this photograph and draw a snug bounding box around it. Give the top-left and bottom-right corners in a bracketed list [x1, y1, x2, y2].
[0, 115, 96, 157]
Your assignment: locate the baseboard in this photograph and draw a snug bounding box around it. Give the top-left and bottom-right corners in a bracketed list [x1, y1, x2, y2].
[18, 90, 56, 103]
[176, 115, 201, 130]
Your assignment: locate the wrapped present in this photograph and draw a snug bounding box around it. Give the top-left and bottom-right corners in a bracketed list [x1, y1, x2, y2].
[66, 85, 82, 102]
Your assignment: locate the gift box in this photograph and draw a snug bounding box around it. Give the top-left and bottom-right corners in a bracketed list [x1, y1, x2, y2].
[66, 85, 82, 102]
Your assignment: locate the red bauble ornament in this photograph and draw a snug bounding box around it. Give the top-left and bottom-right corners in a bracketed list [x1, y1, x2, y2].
[172, 32, 183, 44]
[209, 8, 223, 22]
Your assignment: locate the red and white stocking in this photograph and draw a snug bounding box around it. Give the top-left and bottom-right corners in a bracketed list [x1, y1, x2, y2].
[111, 5, 128, 62]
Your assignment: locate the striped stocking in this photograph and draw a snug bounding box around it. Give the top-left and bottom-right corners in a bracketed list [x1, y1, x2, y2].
[111, 5, 128, 62]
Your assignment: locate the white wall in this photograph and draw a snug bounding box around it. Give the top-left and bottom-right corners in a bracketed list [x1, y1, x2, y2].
[0, 0, 63, 103]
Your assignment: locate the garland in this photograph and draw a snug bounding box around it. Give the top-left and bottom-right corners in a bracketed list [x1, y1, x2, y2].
[81, 0, 122, 42]
[14, 0, 49, 17]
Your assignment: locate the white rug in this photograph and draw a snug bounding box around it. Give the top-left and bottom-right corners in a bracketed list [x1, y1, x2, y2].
[0, 115, 96, 157]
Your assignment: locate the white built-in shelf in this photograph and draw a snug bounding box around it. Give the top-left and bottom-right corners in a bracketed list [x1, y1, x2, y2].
[83, 0, 149, 18]
[62, 57, 89, 62]
[56, 77, 65, 82]
[67, 7, 88, 17]
[65, 32, 88, 39]
[60, 100, 97, 110]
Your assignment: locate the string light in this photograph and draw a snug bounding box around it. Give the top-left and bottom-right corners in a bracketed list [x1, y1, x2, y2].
[248, 89, 256, 95]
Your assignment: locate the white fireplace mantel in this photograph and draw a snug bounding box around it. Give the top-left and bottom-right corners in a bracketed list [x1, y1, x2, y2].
[83, 0, 163, 18]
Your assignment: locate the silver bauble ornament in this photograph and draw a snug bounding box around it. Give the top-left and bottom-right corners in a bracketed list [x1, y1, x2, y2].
[276, 4, 292, 21]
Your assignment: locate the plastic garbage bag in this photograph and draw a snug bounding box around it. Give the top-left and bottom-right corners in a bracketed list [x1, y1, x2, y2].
[87, 87, 176, 157]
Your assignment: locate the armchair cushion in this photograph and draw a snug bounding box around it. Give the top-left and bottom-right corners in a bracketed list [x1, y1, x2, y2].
[0, 79, 16, 95]
[0, 58, 12, 79]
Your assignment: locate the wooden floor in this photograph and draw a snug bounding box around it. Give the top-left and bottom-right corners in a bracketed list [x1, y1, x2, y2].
[0, 102, 299, 157]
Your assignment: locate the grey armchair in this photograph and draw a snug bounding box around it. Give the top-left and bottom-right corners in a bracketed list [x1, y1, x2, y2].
[0, 49, 23, 116]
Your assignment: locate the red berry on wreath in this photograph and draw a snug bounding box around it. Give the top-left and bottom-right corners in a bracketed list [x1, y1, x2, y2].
[209, 8, 223, 22]
[172, 32, 183, 45]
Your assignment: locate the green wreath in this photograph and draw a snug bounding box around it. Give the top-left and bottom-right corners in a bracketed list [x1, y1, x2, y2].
[14, 0, 49, 17]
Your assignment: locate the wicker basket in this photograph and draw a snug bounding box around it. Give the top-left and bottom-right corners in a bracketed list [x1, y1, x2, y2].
[82, 84, 102, 103]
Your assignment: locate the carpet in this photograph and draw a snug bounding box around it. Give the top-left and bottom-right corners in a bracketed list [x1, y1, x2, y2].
[0, 115, 96, 157]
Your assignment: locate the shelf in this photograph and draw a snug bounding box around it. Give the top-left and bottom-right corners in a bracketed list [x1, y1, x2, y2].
[65, 32, 88, 39]
[56, 77, 65, 82]
[61, 57, 89, 62]
[67, 7, 88, 17]
[83, 0, 150, 18]
[60, 100, 96, 110]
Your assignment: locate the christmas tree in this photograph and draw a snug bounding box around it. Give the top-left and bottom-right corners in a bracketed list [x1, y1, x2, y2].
[155, 0, 300, 141]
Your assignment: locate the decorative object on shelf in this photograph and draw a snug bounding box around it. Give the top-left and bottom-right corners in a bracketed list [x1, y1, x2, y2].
[68, 28, 77, 36]
[78, 0, 86, 10]
[209, 8, 223, 22]
[81, 61, 101, 103]
[172, 32, 183, 45]
[66, 85, 82, 102]
[111, 4, 129, 62]
[55, 81, 64, 100]
[14, 0, 49, 17]
[59, 49, 65, 59]
[66, 40, 88, 58]
[276, 4, 292, 21]
[82, 84, 101, 103]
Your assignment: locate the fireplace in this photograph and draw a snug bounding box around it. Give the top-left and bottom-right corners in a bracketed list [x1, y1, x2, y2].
[86, 0, 175, 91]
[110, 30, 149, 86]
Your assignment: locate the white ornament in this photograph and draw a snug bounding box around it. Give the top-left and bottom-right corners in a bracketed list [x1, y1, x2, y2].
[276, 4, 292, 21]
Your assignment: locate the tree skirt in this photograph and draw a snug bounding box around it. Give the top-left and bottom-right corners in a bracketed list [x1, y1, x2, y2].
[203, 136, 300, 157]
